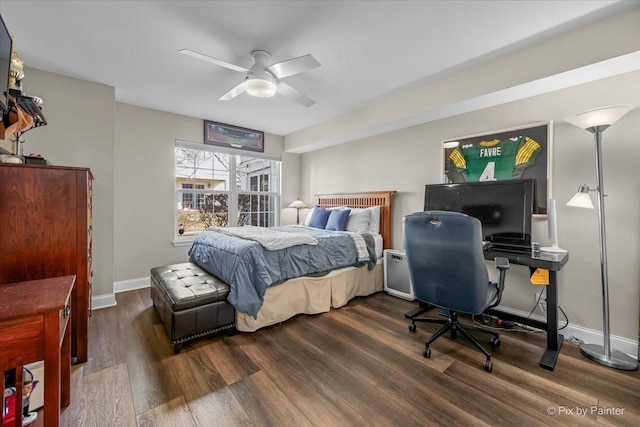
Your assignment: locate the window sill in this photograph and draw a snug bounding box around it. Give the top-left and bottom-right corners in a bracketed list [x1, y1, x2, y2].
[172, 238, 194, 247]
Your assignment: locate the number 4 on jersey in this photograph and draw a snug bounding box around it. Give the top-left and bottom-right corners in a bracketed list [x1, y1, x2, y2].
[479, 161, 497, 181]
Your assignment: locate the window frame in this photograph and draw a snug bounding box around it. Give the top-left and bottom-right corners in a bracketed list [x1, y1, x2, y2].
[173, 139, 281, 246]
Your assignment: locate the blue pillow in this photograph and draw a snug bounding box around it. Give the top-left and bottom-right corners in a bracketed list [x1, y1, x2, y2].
[325, 209, 352, 231]
[308, 206, 331, 229]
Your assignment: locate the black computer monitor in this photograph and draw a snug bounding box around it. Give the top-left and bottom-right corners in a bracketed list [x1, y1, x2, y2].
[424, 179, 535, 250]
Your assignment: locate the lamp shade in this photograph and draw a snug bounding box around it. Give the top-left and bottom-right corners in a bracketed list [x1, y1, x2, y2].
[565, 105, 633, 131]
[566, 185, 594, 209]
[288, 199, 307, 209]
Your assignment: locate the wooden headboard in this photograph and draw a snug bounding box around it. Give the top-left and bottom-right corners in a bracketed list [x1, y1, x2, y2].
[315, 190, 397, 250]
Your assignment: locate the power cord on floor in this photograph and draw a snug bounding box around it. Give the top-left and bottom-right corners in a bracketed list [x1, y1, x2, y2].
[567, 335, 584, 345]
[471, 288, 570, 334]
[471, 315, 543, 334]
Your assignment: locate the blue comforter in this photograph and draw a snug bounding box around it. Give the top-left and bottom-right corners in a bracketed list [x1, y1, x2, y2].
[188, 226, 362, 318]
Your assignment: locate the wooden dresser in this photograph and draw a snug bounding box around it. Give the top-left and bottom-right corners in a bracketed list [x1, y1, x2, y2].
[0, 163, 93, 363]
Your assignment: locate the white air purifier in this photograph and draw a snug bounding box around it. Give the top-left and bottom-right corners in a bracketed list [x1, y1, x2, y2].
[383, 249, 414, 300]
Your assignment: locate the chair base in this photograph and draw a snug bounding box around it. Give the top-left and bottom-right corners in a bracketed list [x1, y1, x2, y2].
[404, 301, 432, 320]
[410, 311, 500, 372]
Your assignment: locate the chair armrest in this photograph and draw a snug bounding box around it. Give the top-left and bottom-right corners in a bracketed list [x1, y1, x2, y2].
[494, 257, 509, 271]
[488, 257, 510, 308]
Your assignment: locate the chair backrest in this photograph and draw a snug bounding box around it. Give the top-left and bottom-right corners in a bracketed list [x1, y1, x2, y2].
[403, 210, 490, 314]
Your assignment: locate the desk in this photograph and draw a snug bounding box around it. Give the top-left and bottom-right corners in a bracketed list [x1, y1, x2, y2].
[483, 248, 569, 371]
[0, 276, 75, 427]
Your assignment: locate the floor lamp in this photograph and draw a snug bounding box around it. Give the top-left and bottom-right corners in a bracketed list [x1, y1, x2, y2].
[565, 104, 638, 371]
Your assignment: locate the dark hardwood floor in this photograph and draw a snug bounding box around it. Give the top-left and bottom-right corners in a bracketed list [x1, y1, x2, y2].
[43, 289, 640, 426]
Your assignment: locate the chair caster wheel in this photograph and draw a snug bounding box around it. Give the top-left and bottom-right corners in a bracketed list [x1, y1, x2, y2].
[409, 323, 417, 332]
[483, 359, 493, 372]
[423, 347, 431, 358]
[490, 337, 501, 348]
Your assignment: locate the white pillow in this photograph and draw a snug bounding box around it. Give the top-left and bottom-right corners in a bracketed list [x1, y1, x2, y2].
[367, 206, 381, 234]
[345, 209, 371, 234]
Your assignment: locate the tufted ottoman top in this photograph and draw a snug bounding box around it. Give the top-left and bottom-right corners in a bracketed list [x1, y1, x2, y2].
[151, 262, 230, 311]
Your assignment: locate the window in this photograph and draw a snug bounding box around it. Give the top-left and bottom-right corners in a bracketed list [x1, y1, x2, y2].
[175, 140, 280, 240]
[181, 183, 205, 209]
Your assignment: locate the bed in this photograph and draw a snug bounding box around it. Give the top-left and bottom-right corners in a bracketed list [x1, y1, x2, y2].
[188, 190, 396, 332]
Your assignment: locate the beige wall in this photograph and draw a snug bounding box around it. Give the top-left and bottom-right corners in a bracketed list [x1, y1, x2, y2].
[299, 71, 640, 341]
[114, 103, 293, 281]
[0, 67, 115, 299]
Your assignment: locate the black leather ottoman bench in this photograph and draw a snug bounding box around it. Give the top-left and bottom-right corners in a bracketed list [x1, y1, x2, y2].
[150, 262, 236, 353]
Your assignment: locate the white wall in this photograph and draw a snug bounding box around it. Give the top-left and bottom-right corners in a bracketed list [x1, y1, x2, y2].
[114, 103, 293, 282]
[293, 5, 640, 346]
[299, 71, 640, 342]
[286, 6, 640, 154]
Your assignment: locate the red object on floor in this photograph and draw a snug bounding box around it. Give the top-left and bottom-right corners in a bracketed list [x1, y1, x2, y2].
[3, 392, 16, 427]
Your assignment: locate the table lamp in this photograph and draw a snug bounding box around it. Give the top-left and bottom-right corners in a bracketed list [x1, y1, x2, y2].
[288, 198, 307, 225]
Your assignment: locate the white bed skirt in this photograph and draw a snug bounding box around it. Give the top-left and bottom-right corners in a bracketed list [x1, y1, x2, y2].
[236, 261, 384, 332]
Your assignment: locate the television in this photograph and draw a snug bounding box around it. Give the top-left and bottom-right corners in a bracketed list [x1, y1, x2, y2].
[0, 15, 12, 113]
[424, 179, 535, 251]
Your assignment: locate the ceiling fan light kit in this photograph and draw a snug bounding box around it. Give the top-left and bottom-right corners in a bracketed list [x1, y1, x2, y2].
[179, 48, 320, 106]
[245, 51, 277, 97]
[245, 78, 276, 97]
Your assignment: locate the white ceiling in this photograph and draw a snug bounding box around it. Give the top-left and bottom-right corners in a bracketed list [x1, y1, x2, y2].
[0, 1, 632, 137]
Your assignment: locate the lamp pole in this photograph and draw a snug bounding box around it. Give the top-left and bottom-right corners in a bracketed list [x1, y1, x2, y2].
[593, 127, 611, 358]
[578, 125, 637, 371]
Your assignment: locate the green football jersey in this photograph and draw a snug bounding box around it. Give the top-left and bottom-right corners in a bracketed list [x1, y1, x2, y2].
[448, 136, 541, 181]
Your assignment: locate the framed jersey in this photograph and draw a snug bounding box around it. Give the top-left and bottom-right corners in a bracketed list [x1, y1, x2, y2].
[442, 121, 552, 215]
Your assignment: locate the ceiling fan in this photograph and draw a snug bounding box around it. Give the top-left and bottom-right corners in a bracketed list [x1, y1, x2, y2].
[179, 48, 321, 107]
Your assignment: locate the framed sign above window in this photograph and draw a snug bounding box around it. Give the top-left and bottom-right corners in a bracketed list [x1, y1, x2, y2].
[442, 122, 553, 215]
[204, 120, 264, 152]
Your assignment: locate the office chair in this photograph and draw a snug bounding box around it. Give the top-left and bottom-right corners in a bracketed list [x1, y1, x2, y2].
[403, 211, 510, 372]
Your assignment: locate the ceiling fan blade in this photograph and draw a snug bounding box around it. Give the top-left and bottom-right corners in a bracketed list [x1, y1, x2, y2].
[179, 49, 250, 73]
[267, 54, 320, 79]
[277, 82, 315, 107]
[219, 81, 247, 101]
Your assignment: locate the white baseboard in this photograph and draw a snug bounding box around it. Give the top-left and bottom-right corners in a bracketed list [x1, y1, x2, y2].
[496, 305, 638, 360]
[91, 293, 116, 310]
[114, 276, 150, 293]
[91, 277, 150, 311]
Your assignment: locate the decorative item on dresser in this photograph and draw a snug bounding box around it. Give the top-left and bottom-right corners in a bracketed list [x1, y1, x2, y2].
[0, 163, 93, 364]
